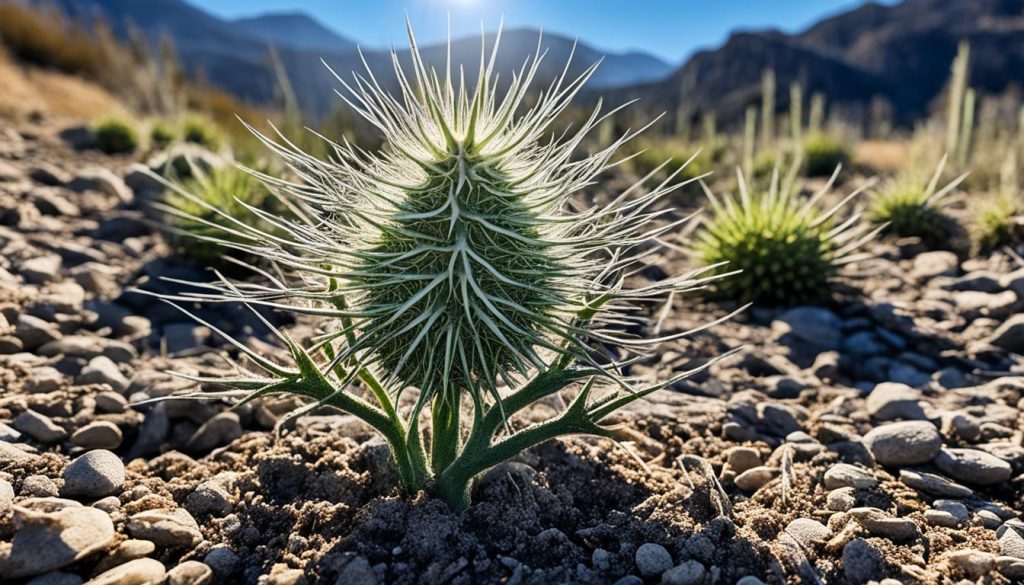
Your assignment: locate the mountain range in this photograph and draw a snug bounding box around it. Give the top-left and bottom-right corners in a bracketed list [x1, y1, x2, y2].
[26, 0, 1024, 128]
[34, 0, 674, 117]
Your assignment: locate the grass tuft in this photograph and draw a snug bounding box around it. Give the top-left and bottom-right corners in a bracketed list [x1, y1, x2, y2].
[93, 117, 139, 154]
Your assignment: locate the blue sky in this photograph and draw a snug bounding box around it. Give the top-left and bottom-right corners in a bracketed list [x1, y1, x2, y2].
[202, 0, 894, 63]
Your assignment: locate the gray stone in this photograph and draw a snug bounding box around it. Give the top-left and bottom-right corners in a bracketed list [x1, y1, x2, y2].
[185, 478, 233, 517]
[848, 507, 920, 541]
[785, 518, 830, 549]
[823, 464, 877, 489]
[15, 315, 61, 350]
[20, 255, 62, 284]
[988, 314, 1024, 354]
[0, 506, 115, 579]
[61, 450, 125, 498]
[911, 251, 958, 280]
[95, 392, 128, 414]
[184, 412, 242, 454]
[827, 487, 856, 511]
[28, 163, 69, 186]
[164, 561, 213, 585]
[773, 307, 841, 350]
[78, 356, 129, 393]
[934, 448, 1013, 486]
[734, 466, 777, 492]
[862, 421, 941, 466]
[127, 508, 202, 547]
[953, 290, 1017, 319]
[67, 167, 131, 203]
[899, 469, 973, 498]
[660, 560, 705, 585]
[202, 547, 239, 576]
[24, 367, 64, 394]
[842, 539, 883, 583]
[926, 500, 969, 528]
[635, 543, 673, 578]
[25, 571, 83, 585]
[724, 447, 761, 475]
[999, 527, 1024, 559]
[0, 478, 13, 514]
[333, 556, 376, 585]
[84, 558, 165, 585]
[70, 422, 123, 450]
[22, 475, 59, 497]
[947, 550, 996, 578]
[865, 382, 926, 420]
[13, 410, 67, 443]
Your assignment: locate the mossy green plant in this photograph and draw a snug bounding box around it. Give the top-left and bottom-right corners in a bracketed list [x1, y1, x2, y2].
[141, 25, 732, 511]
[149, 119, 177, 151]
[972, 192, 1024, 252]
[802, 132, 850, 177]
[869, 156, 967, 246]
[694, 165, 880, 305]
[182, 115, 223, 150]
[94, 117, 139, 155]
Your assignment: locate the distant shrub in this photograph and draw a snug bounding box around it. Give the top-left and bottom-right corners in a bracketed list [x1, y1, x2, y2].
[149, 120, 177, 150]
[869, 156, 967, 247]
[0, 4, 107, 77]
[182, 116, 223, 150]
[973, 193, 1024, 252]
[803, 132, 850, 177]
[625, 138, 710, 182]
[160, 165, 283, 266]
[694, 167, 878, 305]
[93, 117, 139, 154]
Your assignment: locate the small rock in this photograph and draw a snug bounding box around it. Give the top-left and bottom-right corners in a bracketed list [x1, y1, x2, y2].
[926, 499, 969, 528]
[127, 508, 202, 547]
[334, 556, 375, 585]
[934, 448, 1013, 486]
[843, 539, 883, 583]
[898, 469, 973, 498]
[734, 466, 777, 492]
[946, 550, 995, 578]
[78, 356, 129, 393]
[184, 412, 242, 454]
[20, 255, 62, 285]
[22, 475, 59, 497]
[723, 447, 761, 475]
[70, 422, 122, 450]
[848, 507, 920, 541]
[827, 487, 856, 511]
[660, 560, 705, 585]
[823, 464, 877, 489]
[865, 382, 926, 420]
[61, 450, 125, 498]
[164, 561, 213, 585]
[15, 315, 62, 350]
[1000, 526, 1024, 559]
[953, 290, 1017, 319]
[84, 558, 165, 585]
[28, 163, 69, 186]
[862, 421, 941, 466]
[976, 510, 1003, 529]
[25, 571, 82, 585]
[785, 518, 830, 549]
[0, 478, 13, 513]
[24, 367, 64, 394]
[95, 392, 128, 414]
[912, 251, 958, 280]
[185, 478, 233, 517]
[773, 307, 841, 349]
[67, 167, 131, 203]
[13, 410, 67, 444]
[0, 507, 115, 579]
[635, 543, 673, 578]
[988, 314, 1024, 354]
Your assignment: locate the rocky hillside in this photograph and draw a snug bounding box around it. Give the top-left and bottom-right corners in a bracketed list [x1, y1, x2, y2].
[607, 0, 1024, 127]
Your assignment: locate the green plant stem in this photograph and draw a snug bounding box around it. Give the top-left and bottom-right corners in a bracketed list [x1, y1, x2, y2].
[430, 396, 460, 474]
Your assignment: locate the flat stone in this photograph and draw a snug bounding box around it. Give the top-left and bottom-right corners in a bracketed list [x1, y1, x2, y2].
[911, 251, 958, 280]
[13, 410, 67, 444]
[70, 422, 123, 450]
[785, 518, 830, 549]
[934, 448, 1013, 486]
[184, 412, 243, 454]
[0, 507, 115, 579]
[24, 367, 64, 394]
[20, 255, 62, 285]
[94, 392, 128, 414]
[78, 356, 129, 393]
[127, 508, 202, 547]
[164, 561, 213, 585]
[988, 314, 1024, 354]
[899, 469, 973, 498]
[634, 543, 673, 578]
[773, 307, 841, 350]
[660, 560, 705, 585]
[0, 478, 14, 514]
[823, 464, 878, 489]
[15, 315, 61, 350]
[842, 539, 883, 583]
[947, 550, 996, 578]
[83, 558, 165, 585]
[865, 382, 926, 420]
[827, 487, 856, 511]
[66, 167, 131, 203]
[952, 290, 1017, 319]
[734, 466, 777, 492]
[863, 421, 941, 466]
[1000, 528, 1024, 559]
[61, 450, 125, 498]
[848, 507, 920, 541]
[25, 571, 83, 585]
[724, 447, 761, 475]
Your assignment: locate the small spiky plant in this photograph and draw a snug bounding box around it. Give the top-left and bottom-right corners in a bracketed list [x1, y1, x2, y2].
[973, 192, 1024, 252]
[145, 25, 731, 510]
[94, 116, 139, 155]
[802, 132, 850, 178]
[869, 156, 967, 246]
[694, 165, 879, 305]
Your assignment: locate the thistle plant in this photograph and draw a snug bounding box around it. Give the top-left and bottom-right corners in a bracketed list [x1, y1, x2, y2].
[146, 25, 731, 510]
[694, 165, 879, 305]
[869, 156, 967, 246]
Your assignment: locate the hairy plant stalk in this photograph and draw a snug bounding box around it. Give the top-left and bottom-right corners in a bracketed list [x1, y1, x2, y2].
[143, 22, 732, 510]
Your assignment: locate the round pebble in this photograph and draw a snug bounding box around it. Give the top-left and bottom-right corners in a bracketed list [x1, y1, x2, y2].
[61, 450, 125, 498]
[862, 420, 941, 466]
[634, 543, 673, 578]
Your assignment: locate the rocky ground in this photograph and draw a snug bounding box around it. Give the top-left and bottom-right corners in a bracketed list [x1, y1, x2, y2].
[1, 117, 1024, 585]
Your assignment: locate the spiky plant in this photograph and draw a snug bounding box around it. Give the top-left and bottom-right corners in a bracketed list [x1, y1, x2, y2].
[694, 166, 879, 305]
[150, 119, 177, 151]
[869, 156, 967, 246]
[94, 116, 138, 155]
[802, 132, 850, 178]
[182, 115, 223, 150]
[159, 165, 286, 266]
[973, 192, 1024, 252]
[143, 25, 732, 510]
